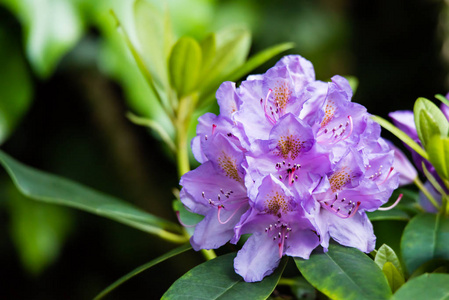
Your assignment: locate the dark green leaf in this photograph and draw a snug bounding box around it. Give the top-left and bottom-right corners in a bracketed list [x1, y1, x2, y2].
[7, 183, 73, 275]
[375, 244, 404, 276]
[0, 150, 186, 243]
[414, 97, 449, 147]
[382, 262, 404, 293]
[427, 135, 449, 180]
[371, 115, 428, 160]
[295, 244, 392, 300]
[162, 253, 287, 300]
[94, 243, 192, 300]
[401, 213, 449, 274]
[0, 25, 33, 144]
[169, 37, 202, 97]
[392, 273, 449, 300]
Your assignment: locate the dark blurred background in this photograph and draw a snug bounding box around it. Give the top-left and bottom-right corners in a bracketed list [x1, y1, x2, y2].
[0, 0, 447, 299]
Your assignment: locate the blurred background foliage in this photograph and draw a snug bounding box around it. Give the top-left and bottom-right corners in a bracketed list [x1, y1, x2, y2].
[0, 0, 448, 298]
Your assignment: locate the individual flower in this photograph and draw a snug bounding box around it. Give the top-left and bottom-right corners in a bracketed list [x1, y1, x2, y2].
[180, 55, 398, 282]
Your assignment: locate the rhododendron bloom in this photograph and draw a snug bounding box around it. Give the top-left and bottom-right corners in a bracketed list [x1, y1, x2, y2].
[179, 55, 398, 282]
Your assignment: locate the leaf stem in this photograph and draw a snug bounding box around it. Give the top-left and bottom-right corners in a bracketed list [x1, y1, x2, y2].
[413, 177, 440, 210]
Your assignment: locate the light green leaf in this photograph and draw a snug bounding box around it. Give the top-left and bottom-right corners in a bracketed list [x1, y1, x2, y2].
[371, 115, 429, 161]
[200, 26, 251, 89]
[2, 0, 85, 77]
[200, 33, 216, 74]
[199, 42, 293, 106]
[427, 135, 449, 180]
[435, 94, 449, 109]
[375, 244, 404, 276]
[172, 199, 203, 236]
[0, 150, 186, 243]
[295, 244, 392, 300]
[414, 97, 449, 147]
[162, 253, 287, 299]
[401, 213, 449, 274]
[134, 0, 173, 89]
[382, 262, 404, 293]
[94, 243, 192, 300]
[392, 273, 449, 300]
[0, 25, 33, 144]
[7, 183, 73, 275]
[367, 209, 410, 222]
[169, 37, 202, 97]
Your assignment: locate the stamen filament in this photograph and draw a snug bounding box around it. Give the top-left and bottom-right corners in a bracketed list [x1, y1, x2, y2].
[263, 89, 276, 125]
[176, 211, 197, 228]
[217, 203, 244, 224]
[379, 167, 394, 185]
[378, 194, 403, 211]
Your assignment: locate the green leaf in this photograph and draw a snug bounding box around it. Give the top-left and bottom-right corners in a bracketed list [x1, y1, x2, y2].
[295, 244, 392, 300]
[172, 199, 203, 236]
[162, 253, 287, 299]
[7, 183, 73, 275]
[200, 26, 251, 89]
[169, 37, 202, 97]
[435, 94, 449, 109]
[414, 97, 449, 147]
[0, 24, 33, 144]
[94, 243, 192, 300]
[382, 262, 404, 293]
[367, 209, 410, 222]
[375, 244, 404, 276]
[2, 0, 85, 77]
[427, 135, 449, 180]
[392, 273, 449, 300]
[200, 33, 216, 74]
[371, 115, 429, 161]
[401, 213, 449, 274]
[134, 0, 173, 89]
[0, 150, 186, 243]
[199, 42, 293, 106]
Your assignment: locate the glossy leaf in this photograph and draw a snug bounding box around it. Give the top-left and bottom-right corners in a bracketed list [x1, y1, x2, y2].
[7, 183, 73, 275]
[0, 25, 33, 144]
[401, 213, 449, 274]
[427, 135, 449, 180]
[169, 37, 202, 97]
[134, 0, 173, 89]
[382, 262, 404, 293]
[295, 244, 392, 300]
[94, 243, 192, 300]
[375, 244, 404, 276]
[414, 97, 449, 147]
[2, 0, 84, 77]
[371, 115, 428, 161]
[162, 253, 287, 300]
[0, 150, 186, 243]
[392, 273, 449, 300]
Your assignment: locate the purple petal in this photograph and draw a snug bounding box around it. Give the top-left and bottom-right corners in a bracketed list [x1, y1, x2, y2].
[389, 110, 418, 140]
[387, 141, 417, 186]
[234, 232, 281, 282]
[322, 210, 376, 252]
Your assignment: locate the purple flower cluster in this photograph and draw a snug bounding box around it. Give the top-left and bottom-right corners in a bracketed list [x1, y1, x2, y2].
[180, 55, 399, 282]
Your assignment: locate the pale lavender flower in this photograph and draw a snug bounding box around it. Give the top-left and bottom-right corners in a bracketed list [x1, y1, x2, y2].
[179, 55, 398, 282]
